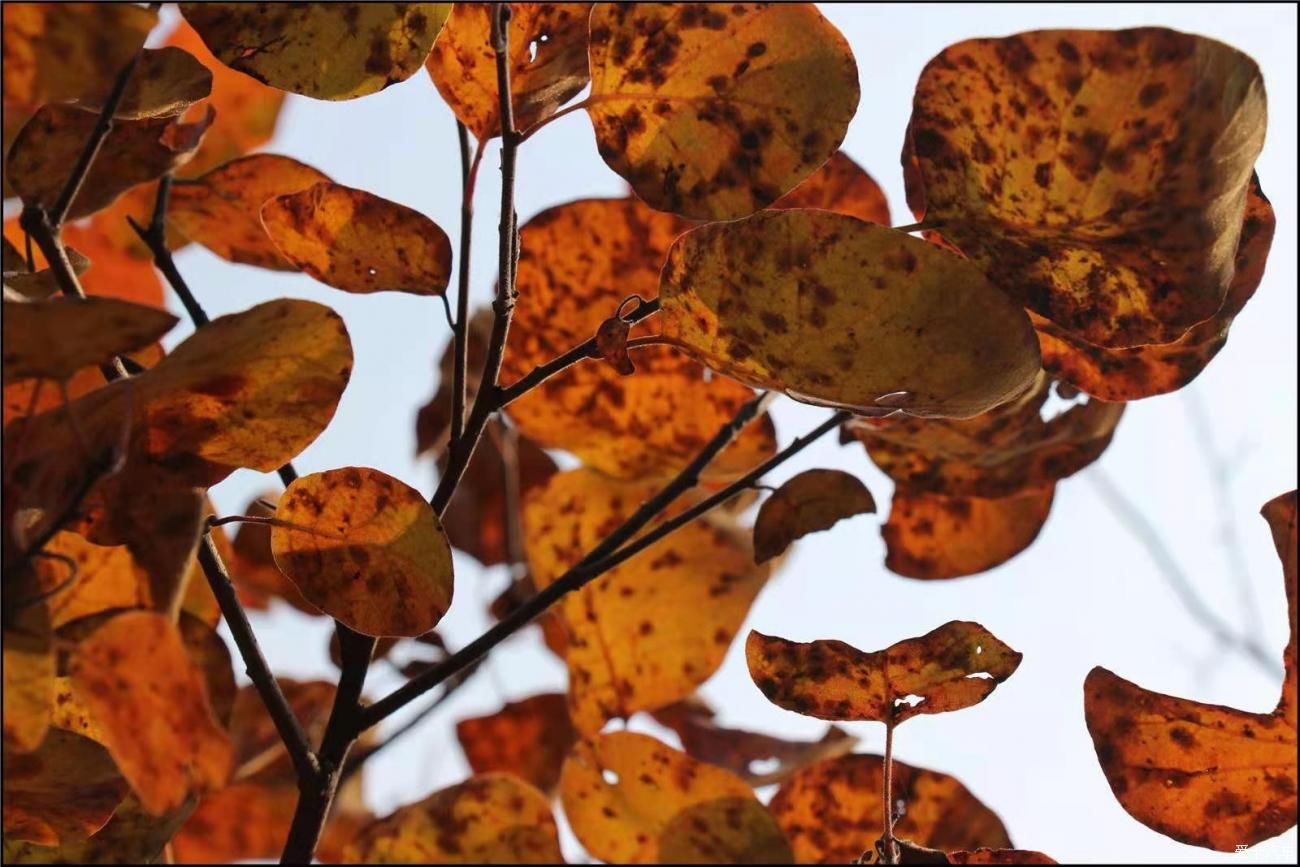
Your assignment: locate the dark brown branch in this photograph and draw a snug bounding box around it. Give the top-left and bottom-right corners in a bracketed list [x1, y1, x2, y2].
[450, 122, 483, 443]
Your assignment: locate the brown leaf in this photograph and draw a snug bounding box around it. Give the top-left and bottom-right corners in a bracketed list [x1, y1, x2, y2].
[455, 693, 576, 794]
[906, 28, 1266, 348]
[770, 151, 891, 225]
[747, 623, 1022, 724]
[428, 3, 592, 140]
[180, 3, 451, 101]
[754, 469, 876, 564]
[72, 47, 213, 120]
[2, 729, 129, 846]
[262, 181, 453, 295]
[2, 247, 91, 301]
[561, 731, 793, 863]
[1, 297, 176, 383]
[595, 314, 635, 375]
[168, 154, 332, 270]
[1084, 490, 1297, 851]
[5, 793, 198, 865]
[271, 467, 454, 637]
[771, 754, 1013, 864]
[660, 210, 1043, 419]
[2, 602, 54, 753]
[227, 491, 321, 614]
[587, 4, 859, 220]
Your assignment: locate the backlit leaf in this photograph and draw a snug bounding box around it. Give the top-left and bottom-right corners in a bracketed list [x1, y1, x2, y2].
[69, 611, 235, 815]
[168, 154, 332, 270]
[906, 28, 1266, 348]
[503, 197, 775, 480]
[747, 623, 1022, 724]
[227, 491, 321, 614]
[263, 182, 453, 295]
[560, 731, 793, 864]
[271, 467, 454, 637]
[2, 729, 129, 846]
[346, 773, 563, 863]
[428, 3, 592, 140]
[770, 753, 1012, 864]
[753, 469, 876, 564]
[770, 151, 891, 225]
[587, 3, 859, 220]
[660, 210, 1042, 418]
[1, 297, 176, 382]
[455, 693, 576, 794]
[1083, 490, 1297, 851]
[181, 3, 450, 101]
[5, 794, 198, 865]
[2, 248, 91, 301]
[883, 488, 1055, 580]
[73, 47, 213, 120]
[2, 604, 54, 753]
[525, 469, 771, 734]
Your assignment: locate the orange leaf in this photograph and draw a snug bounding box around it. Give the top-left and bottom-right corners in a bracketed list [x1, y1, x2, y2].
[455, 693, 576, 794]
[747, 623, 1022, 724]
[2, 604, 54, 753]
[770, 151, 891, 225]
[227, 491, 322, 614]
[1083, 490, 1297, 851]
[906, 28, 1266, 348]
[753, 469, 875, 564]
[2, 729, 129, 846]
[6, 793, 198, 865]
[72, 47, 213, 120]
[428, 3, 592, 140]
[587, 4, 858, 220]
[271, 467, 454, 637]
[1, 297, 176, 382]
[560, 731, 793, 863]
[660, 210, 1042, 419]
[263, 182, 453, 295]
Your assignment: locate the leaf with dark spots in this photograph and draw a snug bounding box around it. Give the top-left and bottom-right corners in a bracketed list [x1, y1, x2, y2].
[660, 210, 1042, 419]
[524, 469, 771, 735]
[270, 467, 454, 637]
[753, 468, 875, 564]
[71, 47, 213, 120]
[427, 3, 592, 140]
[168, 154, 332, 270]
[2, 297, 176, 383]
[907, 28, 1266, 348]
[769, 151, 891, 224]
[595, 314, 636, 375]
[2, 603, 54, 754]
[747, 622, 1022, 724]
[2, 728, 129, 846]
[4, 793, 199, 865]
[770, 754, 1013, 864]
[587, 4, 859, 220]
[180, 3, 451, 101]
[893, 840, 1058, 865]
[560, 731, 793, 864]
[262, 182, 453, 295]
[345, 773, 563, 863]
[1083, 490, 1297, 851]
[226, 491, 322, 614]
[456, 693, 576, 794]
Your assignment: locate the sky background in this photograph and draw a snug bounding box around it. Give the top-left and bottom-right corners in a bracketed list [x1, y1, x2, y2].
[145, 4, 1297, 863]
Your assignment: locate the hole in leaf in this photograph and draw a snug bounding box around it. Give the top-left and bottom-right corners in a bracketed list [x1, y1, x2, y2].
[964, 671, 994, 680]
[527, 39, 540, 63]
[747, 757, 782, 777]
[1038, 385, 1089, 422]
[895, 694, 926, 708]
[367, 267, 378, 277]
[602, 768, 620, 785]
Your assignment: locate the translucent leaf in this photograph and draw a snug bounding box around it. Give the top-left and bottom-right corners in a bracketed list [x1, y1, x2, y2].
[1, 297, 176, 382]
[769, 151, 891, 225]
[227, 491, 321, 614]
[2, 248, 91, 302]
[180, 3, 451, 100]
[72, 47, 213, 120]
[747, 622, 1022, 724]
[660, 210, 1042, 419]
[587, 4, 859, 220]
[2, 604, 54, 753]
[456, 694, 576, 794]
[2, 729, 128, 846]
[271, 467, 454, 637]
[263, 182, 452, 295]
[5, 794, 197, 865]
[753, 469, 875, 564]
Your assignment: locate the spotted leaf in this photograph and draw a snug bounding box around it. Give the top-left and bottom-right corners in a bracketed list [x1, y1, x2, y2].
[753, 469, 876, 564]
[455, 693, 576, 794]
[2, 297, 176, 382]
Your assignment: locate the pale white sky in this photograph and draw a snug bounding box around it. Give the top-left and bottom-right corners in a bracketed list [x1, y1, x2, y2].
[161, 5, 1298, 863]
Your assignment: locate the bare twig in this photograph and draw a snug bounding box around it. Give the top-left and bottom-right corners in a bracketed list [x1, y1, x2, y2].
[450, 122, 484, 443]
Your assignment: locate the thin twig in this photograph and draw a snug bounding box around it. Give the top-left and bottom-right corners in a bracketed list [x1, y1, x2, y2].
[881, 717, 899, 865]
[450, 122, 484, 443]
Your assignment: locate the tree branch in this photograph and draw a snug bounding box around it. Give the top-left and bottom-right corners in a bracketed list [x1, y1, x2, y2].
[450, 122, 484, 444]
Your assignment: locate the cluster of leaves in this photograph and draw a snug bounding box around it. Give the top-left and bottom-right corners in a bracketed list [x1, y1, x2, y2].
[0, 3, 1293, 865]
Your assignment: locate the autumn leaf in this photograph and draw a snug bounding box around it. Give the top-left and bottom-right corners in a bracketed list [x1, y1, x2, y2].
[428, 3, 592, 140]
[660, 210, 1042, 419]
[72, 47, 213, 120]
[1083, 490, 1297, 851]
[906, 28, 1266, 348]
[560, 731, 793, 864]
[346, 773, 564, 863]
[2, 604, 54, 753]
[747, 623, 1022, 724]
[180, 3, 451, 101]
[2, 729, 129, 846]
[586, 4, 859, 220]
[262, 182, 453, 295]
[525, 469, 771, 734]
[226, 491, 321, 614]
[455, 693, 576, 794]
[753, 469, 876, 564]
[168, 154, 332, 270]
[2, 248, 93, 301]
[5, 793, 198, 865]
[770, 753, 1013, 864]
[503, 197, 776, 480]
[2, 297, 176, 382]
[770, 151, 891, 225]
[69, 611, 235, 815]
[271, 467, 454, 637]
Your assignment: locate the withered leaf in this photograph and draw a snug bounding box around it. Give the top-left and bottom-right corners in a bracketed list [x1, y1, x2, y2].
[227, 491, 321, 614]
[2, 604, 54, 753]
[560, 731, 793, 864]
[346, 773, 564, 863]
[2, 728, 129, 846]
[5, 793, 197, 865]
[503, 197, 775, 480]
[906, 28, 1266, 348]
[595, 314, 635, 375]
[2, 248, 91, 301]
[661, 210, 1042, 419]
[770, 151, 891, 225]
[168, 154, 332, 270]
[72, 47, 213, 120]
[753, 469, 876, 564]
[892, 840, 1057, 865]
[587, 4, 859, 220]
[263, 182, 453, 295]
[770, 753, 1012, 864]
[428, 3, 592, 140]
[2, 297, 177, 382]
[271, 467, 454, 637]
[525, 469, 771, 734]
[69, 611, 235, 815]
[1083, 490, 1297, 851]
[747, 623, 1022, 724]
[455, 693, 576, 794]
[181, 3, 450, 101]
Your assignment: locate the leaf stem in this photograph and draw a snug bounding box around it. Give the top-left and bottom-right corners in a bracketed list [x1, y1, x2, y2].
[881, 717, 899, 865]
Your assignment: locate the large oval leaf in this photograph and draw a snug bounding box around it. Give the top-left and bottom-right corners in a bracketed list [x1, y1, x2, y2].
[2, 729, 129, 846]
[2, 297, 177, 382]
